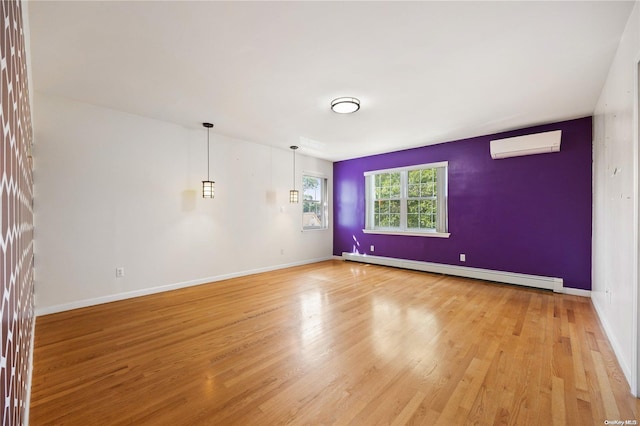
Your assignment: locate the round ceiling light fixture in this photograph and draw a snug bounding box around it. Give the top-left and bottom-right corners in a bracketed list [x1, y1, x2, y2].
[331, 97, 360, 114]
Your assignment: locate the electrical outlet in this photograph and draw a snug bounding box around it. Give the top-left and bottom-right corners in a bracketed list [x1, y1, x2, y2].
[460, 254, 466, 262]
[370, 245, 375, 252]
[116, 267, 125, 278]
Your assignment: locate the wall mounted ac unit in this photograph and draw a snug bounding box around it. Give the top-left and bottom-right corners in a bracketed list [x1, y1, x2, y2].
[490, 130, 562, 159]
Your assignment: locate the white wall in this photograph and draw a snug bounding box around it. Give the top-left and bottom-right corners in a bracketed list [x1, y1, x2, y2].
[593, 1, 639, 395]
[33, 93, 333, 314]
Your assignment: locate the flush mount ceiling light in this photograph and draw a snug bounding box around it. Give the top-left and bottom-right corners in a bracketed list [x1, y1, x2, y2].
[202, 122, 215, 199]
[331, 97, 360, 114]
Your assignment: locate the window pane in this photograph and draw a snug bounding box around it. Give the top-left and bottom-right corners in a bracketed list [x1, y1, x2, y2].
[407, 200, 419, 213]
[420, 199, 435, 213]
[380, 215, 390, 227]
[379, 200, 389, 213]
[407, 214, 419, 228]
[310, 201, 322, 216]
[303, 176, 321, 198]
[426, 182, 436, 196]
[417, 213, 436, 229]
[374, 214, 380, 227]
[427, 215, 436, 229]
[390, 173, 401, 198]
[408, 184, 419, 198]
[390, 185, 401, 198]
[374, 172, 401, 200]
[390, 214, 400, 227]
[391, 172, 401, 186]
[389, 200, 400, 214]
[409, 170, 421, 184]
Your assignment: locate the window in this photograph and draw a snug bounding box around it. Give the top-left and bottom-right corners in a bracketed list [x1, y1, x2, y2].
[303, 175, 328, 230]
[364, 162, 449, 237]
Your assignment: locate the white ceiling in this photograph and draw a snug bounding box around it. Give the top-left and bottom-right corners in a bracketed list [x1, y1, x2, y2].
[28, 1, 634, 161]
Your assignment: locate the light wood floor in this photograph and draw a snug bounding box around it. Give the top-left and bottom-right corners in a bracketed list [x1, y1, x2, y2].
[31, 260, 639, 424]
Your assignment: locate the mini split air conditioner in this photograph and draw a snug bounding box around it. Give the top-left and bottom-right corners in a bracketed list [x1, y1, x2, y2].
[490, 130, 562, 159]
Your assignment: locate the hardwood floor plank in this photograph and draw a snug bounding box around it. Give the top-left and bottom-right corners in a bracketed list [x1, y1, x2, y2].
[30, 260, 640, 424]
[390, 390, 426, 426]
[592, 349, 622, 420]
[551, 375, 566, 426]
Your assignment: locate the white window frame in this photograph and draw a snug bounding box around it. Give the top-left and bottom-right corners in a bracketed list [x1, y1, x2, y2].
[364, 161, 450, 238]
[302, 173, 328, 231]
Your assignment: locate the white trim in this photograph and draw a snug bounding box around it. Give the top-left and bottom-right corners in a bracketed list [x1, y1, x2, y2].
[437, 166, 448, 232]
[633, 54, 640, 397]
[365, 162, 449, 234]
[340, 252, 582, 295]
[364, 161, 449, 176]
[362, 229, 451, 238]
[35, 256, 333, 316]
[301, 227, 330, 233]
[302, 174, 329, 231]
[562, 287, 592, 298]
[593, 295, 633, 388]
[301, 170, 328, 179]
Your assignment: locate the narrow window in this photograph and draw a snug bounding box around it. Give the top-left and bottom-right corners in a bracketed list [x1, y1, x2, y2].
[303, 175, 328, 230]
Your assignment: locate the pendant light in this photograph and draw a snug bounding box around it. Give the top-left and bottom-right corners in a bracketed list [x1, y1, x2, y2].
[202, 122, 215, 198]
[289, 146, 299, 203]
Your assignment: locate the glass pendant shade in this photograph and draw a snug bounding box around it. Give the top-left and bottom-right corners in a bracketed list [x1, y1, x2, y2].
[289, 189, 299, 203]
[202, 180, 215, 199]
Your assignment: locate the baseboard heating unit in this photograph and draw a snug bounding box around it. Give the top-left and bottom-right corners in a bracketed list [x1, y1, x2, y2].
[342, 252, 565, 293]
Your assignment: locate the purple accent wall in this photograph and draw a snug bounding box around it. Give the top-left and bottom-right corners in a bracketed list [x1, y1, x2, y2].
[333, 117, 593, 290]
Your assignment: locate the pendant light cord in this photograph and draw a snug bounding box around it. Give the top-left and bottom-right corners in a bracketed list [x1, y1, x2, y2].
[207, 128, 210, 181]
[289, 145, 299, 195]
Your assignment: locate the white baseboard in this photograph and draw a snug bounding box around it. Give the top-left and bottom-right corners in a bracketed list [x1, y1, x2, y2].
[591, 293, 633, 394]
[35, 256, 333, 316]
[562, 286, 592, 298]
[341, 252, 589, 297]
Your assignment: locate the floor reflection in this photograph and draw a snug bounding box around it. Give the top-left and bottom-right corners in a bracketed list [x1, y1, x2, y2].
[371, 296, 439, 361]
[299, 291, 325, 357]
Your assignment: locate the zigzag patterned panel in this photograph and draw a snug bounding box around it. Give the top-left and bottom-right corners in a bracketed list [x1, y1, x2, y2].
[0, 0, 34, 424]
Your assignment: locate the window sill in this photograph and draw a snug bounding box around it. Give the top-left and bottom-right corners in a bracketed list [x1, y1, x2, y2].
[302, 227, 329, 233]
[362, 229, 451, 238]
